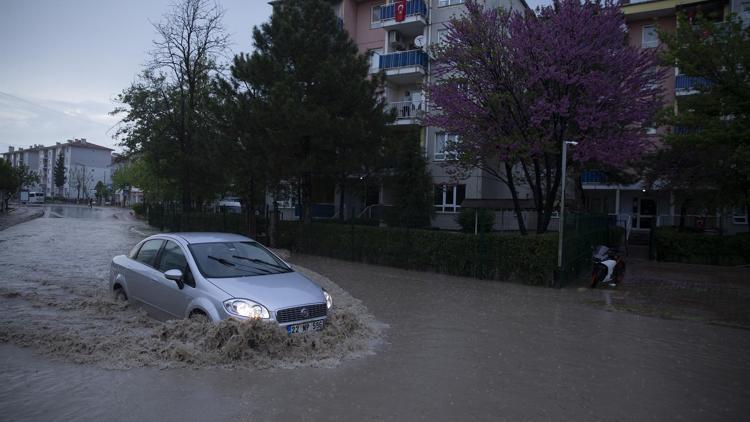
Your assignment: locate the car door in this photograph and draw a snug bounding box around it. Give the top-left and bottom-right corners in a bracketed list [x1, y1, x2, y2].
[145, 240, 195, 319]
[126, 239, 165, 306]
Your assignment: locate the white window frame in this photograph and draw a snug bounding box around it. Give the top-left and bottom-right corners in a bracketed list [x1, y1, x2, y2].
[439, 0, 465, 6]
[371, 4, 383, 28]
[642, 25, 659, 48]
[434, 184, 466, 213]
[434, 132, 459, 161]
[368, 48, 383, 73]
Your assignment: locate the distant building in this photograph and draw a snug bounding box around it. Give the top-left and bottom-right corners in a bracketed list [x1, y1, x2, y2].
[2, 139, 114, 200]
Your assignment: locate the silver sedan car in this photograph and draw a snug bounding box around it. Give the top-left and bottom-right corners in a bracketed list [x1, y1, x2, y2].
[110, 232, 332, 334]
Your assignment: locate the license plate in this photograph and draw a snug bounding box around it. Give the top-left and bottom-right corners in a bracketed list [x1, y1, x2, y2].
[287, 319, 324, 334]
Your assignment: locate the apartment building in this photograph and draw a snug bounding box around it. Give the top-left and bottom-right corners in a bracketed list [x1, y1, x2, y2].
[2, 139, 114, 200]
[579, 0, 749, 236]
[336, 0, 529, 228]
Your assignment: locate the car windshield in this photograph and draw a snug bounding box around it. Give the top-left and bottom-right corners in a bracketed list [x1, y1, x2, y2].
[189, 241, 291, 278]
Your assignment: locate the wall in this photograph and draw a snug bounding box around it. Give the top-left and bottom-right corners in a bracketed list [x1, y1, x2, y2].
[348, 0, 387, 53]
[626, 16, 676, 109]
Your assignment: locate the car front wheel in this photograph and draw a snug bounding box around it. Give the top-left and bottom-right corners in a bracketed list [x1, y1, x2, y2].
[189, 311, 209, 323]
[113, 287, 128, 303]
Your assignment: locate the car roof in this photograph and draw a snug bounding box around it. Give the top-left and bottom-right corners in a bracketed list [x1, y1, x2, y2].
[160, 232, 254, 244]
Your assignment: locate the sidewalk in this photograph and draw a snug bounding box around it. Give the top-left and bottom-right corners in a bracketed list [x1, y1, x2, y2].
[581, 258, 750, 328]
[0, 205, 44, 231]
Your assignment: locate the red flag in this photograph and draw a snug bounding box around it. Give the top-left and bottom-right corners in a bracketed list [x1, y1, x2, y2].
[395, 0, 407, 22]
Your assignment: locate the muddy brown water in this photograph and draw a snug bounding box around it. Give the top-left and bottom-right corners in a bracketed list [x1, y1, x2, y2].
[1, 206, 749, 421]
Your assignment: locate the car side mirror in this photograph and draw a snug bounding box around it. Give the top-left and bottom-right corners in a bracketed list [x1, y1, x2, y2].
[164, 269, 184, 289]
[164, 269, 183, 281]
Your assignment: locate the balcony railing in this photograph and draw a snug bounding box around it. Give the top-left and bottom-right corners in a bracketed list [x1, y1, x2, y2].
[675, 75, 711, 92]
[388, 100, 424, 120]
[380, 0, 427, 21]
[581, 170, 607, 184]
[379, 49, 428, 70]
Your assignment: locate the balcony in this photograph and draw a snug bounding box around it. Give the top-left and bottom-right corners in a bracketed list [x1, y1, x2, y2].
[387, 100, 424, 125]
[581, 170, 608, 185]
[380, 0, 427, 34]
[676, 75, 711, 95]
[379, 49, 428, 84]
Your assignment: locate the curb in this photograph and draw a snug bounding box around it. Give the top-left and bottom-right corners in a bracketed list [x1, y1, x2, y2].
[0, 208, 45, 231]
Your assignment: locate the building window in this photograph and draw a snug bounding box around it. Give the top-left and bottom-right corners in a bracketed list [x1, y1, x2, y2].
[733, 206, 748, 225]
[434, 184, 466, 213]
[645, 127, 657, 135]
[371, 4, 383, 28]
[439, 0, 464, 6]
[743, 2, 750, 22]
[368, 48, 383, 73]
[435, 132, 459, 161]
[642, 25, 659, 48]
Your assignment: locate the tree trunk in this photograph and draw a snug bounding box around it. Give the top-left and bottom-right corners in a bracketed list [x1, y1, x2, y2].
[540, 152, 562, 234]
[679, 198, 689, 232]
[248, 176, 257, 238]
[268, 198, 279, 248]
[504, 162, 527, 235]
[338, 177, 346, 221]
[303, 173, 312, 225]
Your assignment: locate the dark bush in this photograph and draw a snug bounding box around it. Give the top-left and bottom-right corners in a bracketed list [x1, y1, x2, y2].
[608, 226, 625, 248]
[456, 208, 495, 233]
[132, 202, 145, 216]
[279, 222, 557, 285]
[653, 227, 750, 265]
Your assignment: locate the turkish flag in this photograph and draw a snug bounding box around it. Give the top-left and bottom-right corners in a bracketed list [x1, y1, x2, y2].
[395, 0, 407, 22]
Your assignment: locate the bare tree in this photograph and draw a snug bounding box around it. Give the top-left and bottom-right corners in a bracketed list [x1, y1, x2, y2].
[69, 164, 93, 200]
[149, 0, 229, 210]
[114, 0, 229, 211]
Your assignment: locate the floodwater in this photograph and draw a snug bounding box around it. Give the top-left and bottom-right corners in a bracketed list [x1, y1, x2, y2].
[1, 205, 750, 421]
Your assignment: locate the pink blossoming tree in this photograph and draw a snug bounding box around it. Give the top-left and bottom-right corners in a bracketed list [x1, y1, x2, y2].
[427, 0, 665, 234]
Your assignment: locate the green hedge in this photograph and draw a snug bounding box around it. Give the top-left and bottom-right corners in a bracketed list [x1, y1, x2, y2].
[608, 226, 626, 248]
[132, 202, 145, 217]
[278, 222, 557, 285]
[653, 227, 750, 265]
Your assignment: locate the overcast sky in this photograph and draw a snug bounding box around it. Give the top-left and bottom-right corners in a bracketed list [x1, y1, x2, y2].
[0, 0, 271, 153]
[0, 0, 551, 153]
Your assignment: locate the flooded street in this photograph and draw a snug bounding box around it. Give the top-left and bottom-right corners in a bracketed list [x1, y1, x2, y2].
[1, 205, 750, 421]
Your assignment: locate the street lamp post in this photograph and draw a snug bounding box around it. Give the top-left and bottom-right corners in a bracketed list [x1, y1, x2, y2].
[557, 141, 578, 280]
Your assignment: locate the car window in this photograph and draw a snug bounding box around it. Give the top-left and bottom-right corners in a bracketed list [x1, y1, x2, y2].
[135, 239, 164, 267]
[158, 241, 188, 273]
[189, 241, 291, 278]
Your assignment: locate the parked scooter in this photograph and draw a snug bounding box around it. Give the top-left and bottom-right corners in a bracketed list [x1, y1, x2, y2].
[590, 245, 626, 288]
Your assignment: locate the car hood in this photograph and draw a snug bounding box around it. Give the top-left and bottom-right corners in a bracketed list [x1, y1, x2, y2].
[207, 271, 325, 311]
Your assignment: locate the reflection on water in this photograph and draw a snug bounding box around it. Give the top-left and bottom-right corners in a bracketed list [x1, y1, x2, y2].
[46, 205, 112, 219]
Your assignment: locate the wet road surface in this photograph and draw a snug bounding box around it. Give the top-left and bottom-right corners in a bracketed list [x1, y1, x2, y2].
[1, 206, 749, 421]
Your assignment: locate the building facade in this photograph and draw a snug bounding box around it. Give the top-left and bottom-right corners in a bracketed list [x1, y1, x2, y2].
[2, 139, 114, 200]
[581, 0, 748, 236]
[336, 0, 530, 229]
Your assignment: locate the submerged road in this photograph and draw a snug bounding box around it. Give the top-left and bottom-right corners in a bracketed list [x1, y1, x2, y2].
[1, 204, 749, 421]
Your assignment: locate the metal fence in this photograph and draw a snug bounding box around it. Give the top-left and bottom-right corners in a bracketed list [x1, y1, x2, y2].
[558, 212, 610, 287]
[147, 204, 266, 241]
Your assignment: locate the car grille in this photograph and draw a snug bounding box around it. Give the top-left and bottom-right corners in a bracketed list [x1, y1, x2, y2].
[276, 303, 327, 324]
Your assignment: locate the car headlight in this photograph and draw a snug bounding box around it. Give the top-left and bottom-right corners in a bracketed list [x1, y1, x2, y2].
[223, 299, 270, 319]
[323, 289, 333, 310]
